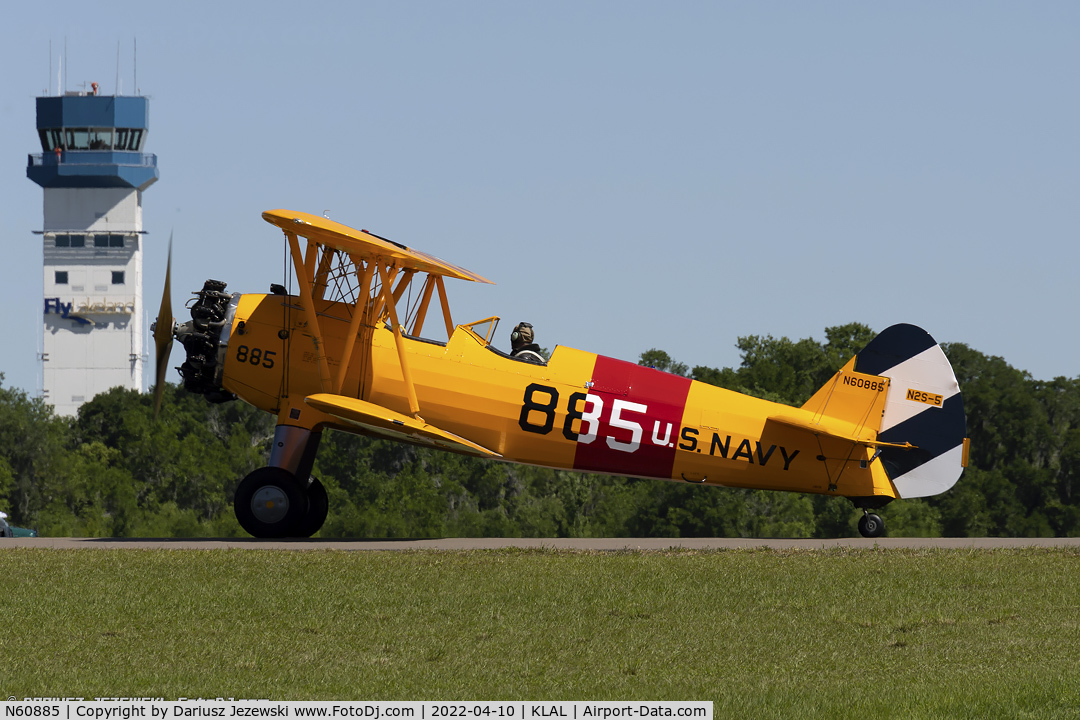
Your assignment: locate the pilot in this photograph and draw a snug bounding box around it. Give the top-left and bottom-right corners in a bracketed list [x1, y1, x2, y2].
[510, 322, 545, 364]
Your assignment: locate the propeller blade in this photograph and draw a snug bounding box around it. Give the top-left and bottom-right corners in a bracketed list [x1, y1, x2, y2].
[153, 233, 174, 418]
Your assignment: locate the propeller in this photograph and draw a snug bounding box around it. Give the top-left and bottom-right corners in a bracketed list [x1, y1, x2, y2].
[152, 233, 174, 418]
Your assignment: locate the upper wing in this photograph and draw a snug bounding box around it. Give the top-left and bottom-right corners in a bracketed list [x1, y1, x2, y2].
[262, 209, 493, 284]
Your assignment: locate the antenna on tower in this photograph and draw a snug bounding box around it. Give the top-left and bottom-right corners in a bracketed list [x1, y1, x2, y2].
[134, 37, 138, 95]
[116, 40, 121, 96]
[64, 36, 68, 94]
[49, 40, 52, 96]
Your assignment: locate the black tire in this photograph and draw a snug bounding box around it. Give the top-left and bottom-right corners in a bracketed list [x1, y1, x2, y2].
[294, 477, 329, 538]
[234, 467, 308, 538]
[858, 513, 885, 539]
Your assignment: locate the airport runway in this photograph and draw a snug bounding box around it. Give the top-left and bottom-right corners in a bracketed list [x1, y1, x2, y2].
[5, 537, 1080, 550]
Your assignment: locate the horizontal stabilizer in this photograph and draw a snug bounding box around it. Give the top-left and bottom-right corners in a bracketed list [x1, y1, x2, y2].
[305, 394, 501, 458]
[766, 414, 914, 450]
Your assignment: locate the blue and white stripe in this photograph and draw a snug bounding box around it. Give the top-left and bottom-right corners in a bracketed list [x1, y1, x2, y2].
[855, 324, 967, 499]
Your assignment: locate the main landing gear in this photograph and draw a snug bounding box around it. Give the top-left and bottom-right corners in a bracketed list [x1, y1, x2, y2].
[234, 468, 328, 538]
[234, 424, 328, 538]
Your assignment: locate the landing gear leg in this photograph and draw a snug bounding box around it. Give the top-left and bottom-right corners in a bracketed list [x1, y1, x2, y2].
[858, 511, 885, 539]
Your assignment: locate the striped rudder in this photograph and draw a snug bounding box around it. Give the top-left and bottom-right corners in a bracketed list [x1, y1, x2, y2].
[855, 324, 968, 498]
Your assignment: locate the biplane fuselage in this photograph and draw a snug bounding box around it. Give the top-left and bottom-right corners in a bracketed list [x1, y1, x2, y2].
[166, 210, 967, 538]
[222, 292, 892, 500]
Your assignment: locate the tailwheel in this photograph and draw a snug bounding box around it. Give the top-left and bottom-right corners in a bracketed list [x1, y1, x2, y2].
[858, 512, 885, 539]
[294, 477, 329, 538]
[234, 467, 308, 538]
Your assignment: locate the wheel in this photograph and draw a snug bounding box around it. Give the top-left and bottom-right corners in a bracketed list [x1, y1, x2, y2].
[858, 512, 885, 539]
[234, 467, 308, 538]
[294, 477, 329, 538]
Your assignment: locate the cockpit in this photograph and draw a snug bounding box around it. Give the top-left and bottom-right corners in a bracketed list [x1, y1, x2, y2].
[458, 316, 547, 366]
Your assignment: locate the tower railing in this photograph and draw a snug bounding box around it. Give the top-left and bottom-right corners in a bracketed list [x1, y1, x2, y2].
[28, 152, 157, 168]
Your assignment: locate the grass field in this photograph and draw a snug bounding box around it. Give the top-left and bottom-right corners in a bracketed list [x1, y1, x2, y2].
[2, 548, 1079, 718]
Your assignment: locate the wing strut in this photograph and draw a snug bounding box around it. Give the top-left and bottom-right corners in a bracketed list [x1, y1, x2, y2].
[312, 247, 336, 301]
[410, 275, 436, 337]
[393, 269, 417, 306]
[334, 258, 375, 395]
[376, 260, 422, 419]
[286, 231, 333, 392]
[370, 266, 399, 322]
[435, 276, 454, 339]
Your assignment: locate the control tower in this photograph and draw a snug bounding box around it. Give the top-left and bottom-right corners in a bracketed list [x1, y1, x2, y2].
[27, 85, 159, 416]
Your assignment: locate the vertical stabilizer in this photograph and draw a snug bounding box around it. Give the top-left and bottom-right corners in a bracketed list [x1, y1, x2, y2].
[853, 324, 967, 498]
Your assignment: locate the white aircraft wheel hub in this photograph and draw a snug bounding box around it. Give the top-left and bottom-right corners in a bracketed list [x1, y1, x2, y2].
[251, 485, 289, 524]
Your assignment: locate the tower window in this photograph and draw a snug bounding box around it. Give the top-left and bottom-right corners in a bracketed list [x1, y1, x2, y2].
[109, 234, 124, 247]
[112, 271, 125, 285]
[55, 271, 68, 284]
[56, 236, 86, 250]
[88, 129, 112, 150]
[56, 234, 85, 247]
[114, 128, 144, 151]
[65, 129, 91, 151]
[38, 129, 63, 152]
[94, 235, 108, 247]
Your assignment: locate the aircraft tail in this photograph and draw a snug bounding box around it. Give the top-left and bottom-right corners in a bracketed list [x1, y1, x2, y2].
[800, 324, 968, 499]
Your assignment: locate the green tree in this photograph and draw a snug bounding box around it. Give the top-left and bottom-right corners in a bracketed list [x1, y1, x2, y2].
[6, 319, 1080, 541]
[0, 375, 73, 528]
[638, 349, 688, 377]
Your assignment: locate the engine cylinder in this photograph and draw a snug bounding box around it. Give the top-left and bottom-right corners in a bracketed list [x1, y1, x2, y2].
[177, 279, 236, 403]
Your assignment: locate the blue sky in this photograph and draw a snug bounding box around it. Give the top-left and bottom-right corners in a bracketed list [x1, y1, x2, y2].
[2, 2, 1078, 398]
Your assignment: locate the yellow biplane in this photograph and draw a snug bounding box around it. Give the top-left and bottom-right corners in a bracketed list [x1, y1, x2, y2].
[153, 210, 969, 539]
